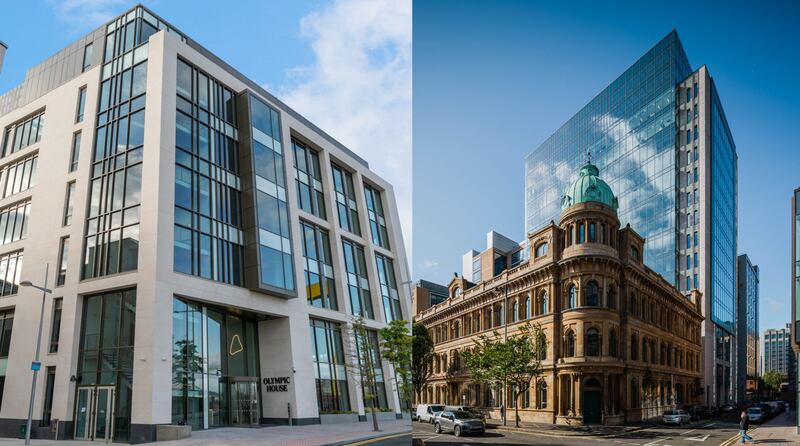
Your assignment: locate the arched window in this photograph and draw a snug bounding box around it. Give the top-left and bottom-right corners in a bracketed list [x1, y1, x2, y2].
[511, 302, 518, 323]
[536, 334, 547, 360]
[609, 329, 618, 357]
[535, 242, 548, 258]
[567, 285, 577, 309]
[650, 339, 656, 363]
[538, 381, 548, 409]
[630, 294, 637, 315]
[540, 291, 549, 314]
[586, 281, 599, 306]
[631, 378, 639, 407]
[631, 246, 640, 260]
[565, 330, 576, 357]
[454, 321, 460, 338]
[589, 222, 596, 242]
[600, 223, 606, 244]
[630, 334, 638, 360]
[607, 286, 615, 309]
[586, 328, 600, 356]
[525, 297, 531, 319]
[642, 338, 648, 362]
[578, 223, 585, 243]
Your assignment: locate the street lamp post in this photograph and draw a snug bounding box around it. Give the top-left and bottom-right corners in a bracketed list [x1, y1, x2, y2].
[21, 263, 51, 445]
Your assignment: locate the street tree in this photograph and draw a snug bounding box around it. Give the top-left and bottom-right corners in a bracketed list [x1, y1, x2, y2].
[762, 370, 783, 397]
[379, 319, 412, 411]
[461, 322, 548, 428]
[345, 315, 382, 432]
[412, 321, 434, 402]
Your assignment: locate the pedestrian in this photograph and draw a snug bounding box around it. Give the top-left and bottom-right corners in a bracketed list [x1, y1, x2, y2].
[500, 404, 505, 424]
[739, 410, 754, 444]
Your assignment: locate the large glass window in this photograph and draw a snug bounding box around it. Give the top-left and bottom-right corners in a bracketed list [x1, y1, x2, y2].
[56, 236, 69, 286]
[82, 43, 93, 72]
[41, 367, 56, 426]
[1, 154, 37, 198]
[0, 251, 22, 296]
[331, 164, 361, 236]
[77, 290, 136, 441]
[249, 95, 294, 291]
[0, 200, 30, 247]
[0, 310, 13, 410]
[1, 111, 44, 157]
[171, 297, 260, 430]
[49, 298, 62, 353]
[310, 318, 350, 413]
[356, 329, 388, 410]
[364, 185, 389, 249]
[342, 239, 373, 319]
[376, 254, 401, 323]
[300, 221, 337, 310]
[172, 60, 243, 286]
[83, 39, 146, 280]
[63, 182, 75, 226]
[293, 139, 326, 219]
[70, 131, 81, 172]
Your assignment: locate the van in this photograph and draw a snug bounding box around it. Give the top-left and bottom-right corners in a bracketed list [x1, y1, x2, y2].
[416, 404, 445, 423]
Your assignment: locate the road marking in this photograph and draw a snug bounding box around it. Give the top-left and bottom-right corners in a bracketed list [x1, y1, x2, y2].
[680, 428, 696, 435]
[685, 434, 709, 442]
[345, 432, 410, 445]
[644, 439, 668, 445]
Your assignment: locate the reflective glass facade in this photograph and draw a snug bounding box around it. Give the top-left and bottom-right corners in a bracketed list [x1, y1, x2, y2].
[171, 296, 260, 430]
[173, 59, 244, 285]
[300, 221, 337, 310]
[524, 31, 692, 284]
[293, 139, 326, 219]
[310, 318, 350, 413]
[82, 11, 148, 279]
[332, 164, 361, 236]
[709, 83, 737, 332]
[342, 239, 373, 319]
[248, 96, 295, 292]
[77, 290, 136, 441]
[356, 329, 388, 409]
[364, 184, 389, 249]
[1, 110, 44, 157]
[376, 254, 401, 323]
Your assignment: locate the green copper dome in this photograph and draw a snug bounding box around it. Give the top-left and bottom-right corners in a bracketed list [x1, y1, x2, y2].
[561, 162, 618, 211]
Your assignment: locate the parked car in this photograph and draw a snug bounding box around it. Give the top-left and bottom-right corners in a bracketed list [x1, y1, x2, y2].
[747, 406, 767, 423]
[434, 410, 486, 437]
[416, 404, 445, 424]
[662, 410, 691, 425]
[444, 406, 486, 426]
[719, 404, 737, 413]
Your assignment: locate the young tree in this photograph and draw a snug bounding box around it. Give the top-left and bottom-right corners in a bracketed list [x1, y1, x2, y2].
[346, 316, 381, 432]
[461, 322, 548, 428]
[412, 321, 434, 402]
[642, 367, 655, 421]
[762, 370, 783, 397]
[379, 320, 412, 411]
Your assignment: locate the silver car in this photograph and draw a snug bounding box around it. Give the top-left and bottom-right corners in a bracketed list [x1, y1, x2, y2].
[662, 409, 691, 425]
[434, 410, 486, 437]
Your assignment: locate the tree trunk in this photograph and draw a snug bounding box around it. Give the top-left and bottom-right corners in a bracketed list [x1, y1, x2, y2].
[514, 389, 525, 428]
[370, 395, 380, 432]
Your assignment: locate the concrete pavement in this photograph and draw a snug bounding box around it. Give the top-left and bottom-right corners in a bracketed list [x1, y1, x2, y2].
[0, 420, 412, 446]
[719, 410, 800, 445]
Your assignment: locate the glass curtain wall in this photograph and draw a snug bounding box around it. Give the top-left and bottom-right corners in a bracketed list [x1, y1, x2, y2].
[363, 185, 389, 249]
[356, 329, 388, 410]
[171, 297, 260, 430]
[331, 164, 361, 236]
[82, 9, 149, 279]
[375, 254, 401, 323]
[173, 58, 244, 285]
[342, 239, 373, 319]
[76, 290, 136, 441]
[309, 318, 350, 413]
[524, 31, 693, 285]
[300, 221, 337, 310]
[293, 139, 326, 219]
[248, 96, 295, 292]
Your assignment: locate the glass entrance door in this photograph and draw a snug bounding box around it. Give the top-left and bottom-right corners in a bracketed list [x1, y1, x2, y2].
[230, 379, 259, 427]
[74, 386, 115, 441]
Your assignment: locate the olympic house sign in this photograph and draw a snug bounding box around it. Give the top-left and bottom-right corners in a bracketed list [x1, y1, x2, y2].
[263, 376, 291, 392]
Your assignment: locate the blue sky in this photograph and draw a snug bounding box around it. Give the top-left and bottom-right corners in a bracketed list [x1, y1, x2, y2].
[413, 0, 800, 332]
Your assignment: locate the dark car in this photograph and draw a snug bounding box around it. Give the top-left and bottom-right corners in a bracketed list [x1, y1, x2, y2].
[720, 404, 737, 413]
[434, 410, 486, 437]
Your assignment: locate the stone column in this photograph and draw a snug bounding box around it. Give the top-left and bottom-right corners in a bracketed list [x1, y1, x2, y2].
[574, 373, 582, 416]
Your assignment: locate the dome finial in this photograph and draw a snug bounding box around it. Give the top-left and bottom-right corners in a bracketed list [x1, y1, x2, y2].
[586, 149, 592, 165]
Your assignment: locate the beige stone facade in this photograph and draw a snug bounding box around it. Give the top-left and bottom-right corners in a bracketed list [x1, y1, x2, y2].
[415, 178, 704, 425]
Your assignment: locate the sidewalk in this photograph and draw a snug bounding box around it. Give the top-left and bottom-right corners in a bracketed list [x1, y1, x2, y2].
[485, 417, 652, 437]
[747, 411, 799, 445]
[0, 420, 412, 446]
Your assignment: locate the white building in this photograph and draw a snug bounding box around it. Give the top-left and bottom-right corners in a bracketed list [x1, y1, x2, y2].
[0, 5, 409, 443]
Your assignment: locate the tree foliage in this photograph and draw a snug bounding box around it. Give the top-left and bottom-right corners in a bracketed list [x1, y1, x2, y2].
[460, 322, 548, 427]
[379, 319, 412, 410]
[762, 370, 783, 391]
[412, 321, 434, 400]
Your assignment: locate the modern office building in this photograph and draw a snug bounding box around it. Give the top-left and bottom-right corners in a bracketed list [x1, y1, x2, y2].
[411, 279, 449, 317]
[736, 254, 758, 401]
[0, 5, 409, 443]
[762, 324, 792, 378]
[415, 162, 703, 425]
[524, 30, 738, 406]
[791, 187, 800, 433]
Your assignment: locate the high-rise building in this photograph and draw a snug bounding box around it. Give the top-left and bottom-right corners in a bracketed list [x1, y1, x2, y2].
[736, 254, 759, 401]
[524, 30, 738, 406]
[0, 5, 409, 443]
[762, 324, 792, 378]
[791, 187, 800, 432]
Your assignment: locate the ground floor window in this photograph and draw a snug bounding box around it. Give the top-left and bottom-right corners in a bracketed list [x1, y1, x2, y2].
[310, 318, 350, 413]
[172, 297, 260, 430]
[0, 309, 13, 411]
[76, 289, 136, 441]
